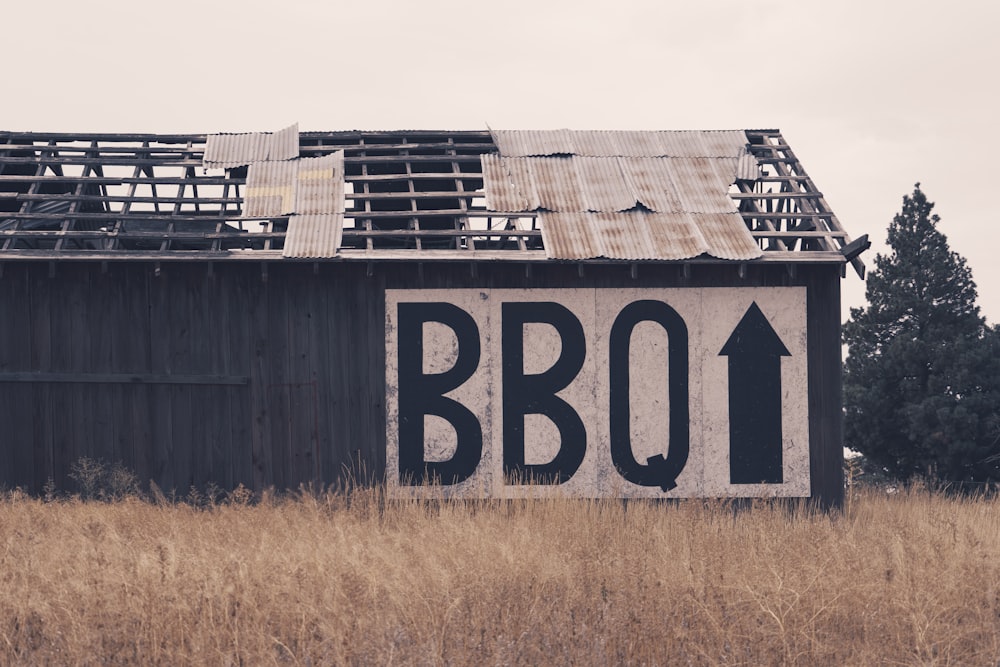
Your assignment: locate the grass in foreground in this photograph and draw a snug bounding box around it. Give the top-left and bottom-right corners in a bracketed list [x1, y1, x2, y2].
[1, 486, 999, 665]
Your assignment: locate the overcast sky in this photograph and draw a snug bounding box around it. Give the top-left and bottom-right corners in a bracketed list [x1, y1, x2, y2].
[6, 0, 998, 324]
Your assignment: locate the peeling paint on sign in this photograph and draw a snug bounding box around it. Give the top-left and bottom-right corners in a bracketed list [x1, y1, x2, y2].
[385, 288, 809, 498]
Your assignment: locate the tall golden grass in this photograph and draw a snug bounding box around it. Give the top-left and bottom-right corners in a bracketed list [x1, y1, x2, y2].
[1, 485, 998, 665]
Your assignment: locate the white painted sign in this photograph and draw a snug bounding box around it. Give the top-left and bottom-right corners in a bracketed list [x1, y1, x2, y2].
[385, 288, 810, 498]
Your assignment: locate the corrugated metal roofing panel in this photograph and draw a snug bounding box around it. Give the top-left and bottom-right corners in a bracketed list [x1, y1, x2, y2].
[588, 212, 659, 260]
[539, 212, 599, 259]
[244, 160, 297, 217]
[736, 150, 759, 181]
[574, 157, 636, 211]
[540, 211, 712, 260]
[529, 158, 586, 211]
[203, 124, 299, 168]
[610, 131, 666, 157]
[618, 158, 683, 212]
[645, 213, 711, 260]
[489, 129, 751, 158]
[492, 129, 574, 156]
[667, 158, 739, 213]
[295, 151, 344, 215]
[504, 157, 542, 209]
[483, 155, 742, 214]
[268, 123, 299, 161]
[204, 133, 269, 169]
[481, 154, 530, 211]
[484, 156, 634, 212]
[283, 213, 343, 258]
[655, 130, 747, 158]
[695, 212, 763, 260]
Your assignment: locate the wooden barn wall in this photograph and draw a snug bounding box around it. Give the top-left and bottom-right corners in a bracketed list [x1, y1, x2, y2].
[0, 261, 843, 506]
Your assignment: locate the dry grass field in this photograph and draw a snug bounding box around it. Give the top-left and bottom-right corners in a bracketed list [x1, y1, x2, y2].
[1, 482, 999, 666]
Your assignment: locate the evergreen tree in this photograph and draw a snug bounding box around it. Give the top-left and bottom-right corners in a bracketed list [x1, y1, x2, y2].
[843, 184, 1000, 487]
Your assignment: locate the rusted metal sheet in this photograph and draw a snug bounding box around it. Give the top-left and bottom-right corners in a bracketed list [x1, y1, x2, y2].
[490, 129, 750, 158]
[538, 212, 599, 259]
[605, 131, 666, 157]
[540, 211, 760, 261]
[574, 157, 636, 211]
[491, 129, 575, 156]
[244, 160, 297, 217]
[481, 154, 528, 211]
[737, 150, 760, 181]
[667, 158, 740, 213]
[694, 212, 763, 260]
[528, 158, 586, 211]
[295, 151, 344, 215]
[283, 213, 344, 258]
[269, 124, 299, 161]
[618, 158, 684, 212]
[204, 132, 268, 168]
[644, 213, 714, 260]
[541, 211, 709, 260]
[656, 130, 746, 158]
[481, 153, 540, 211]
[203, 123, 299, 168]
[483, 155, 743, 215]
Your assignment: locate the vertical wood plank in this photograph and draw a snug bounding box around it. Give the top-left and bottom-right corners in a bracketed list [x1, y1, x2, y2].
[3, 266, 33, 488]
[169, 270, 194, 492]
[267, 269, 292, 489]
[249, 267, 273, 491]
[286, 269, 320, 487]
[148, 270, 175, 493]
[227, 265, 254, 490]
[90, 269, 118, 468]
[29, 265, 55, 492]
[122, 267, 154, 487]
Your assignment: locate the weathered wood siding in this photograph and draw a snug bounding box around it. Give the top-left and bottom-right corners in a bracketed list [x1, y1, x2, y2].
[0, 260, 843, 506]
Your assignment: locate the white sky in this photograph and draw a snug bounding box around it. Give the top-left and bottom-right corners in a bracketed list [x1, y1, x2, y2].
[6, 0, 999, 324]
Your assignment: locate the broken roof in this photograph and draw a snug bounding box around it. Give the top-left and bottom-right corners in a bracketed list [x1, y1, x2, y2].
[0, 127, 865, 275]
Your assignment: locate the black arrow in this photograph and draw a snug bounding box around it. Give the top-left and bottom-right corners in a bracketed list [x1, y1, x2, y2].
[719, 302, 790, 484]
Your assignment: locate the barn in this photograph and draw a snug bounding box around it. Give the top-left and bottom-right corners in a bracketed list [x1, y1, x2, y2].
[0, 127, 867, 506]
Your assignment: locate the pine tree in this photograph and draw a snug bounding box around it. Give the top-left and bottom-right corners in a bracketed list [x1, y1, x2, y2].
[843, 184, 1000, 487]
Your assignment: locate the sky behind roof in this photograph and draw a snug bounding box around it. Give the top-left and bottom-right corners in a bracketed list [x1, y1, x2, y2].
[6, 0, 998, 323]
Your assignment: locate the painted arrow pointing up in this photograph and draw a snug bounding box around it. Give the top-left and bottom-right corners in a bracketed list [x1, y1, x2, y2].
[719, 302, 790, 484]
